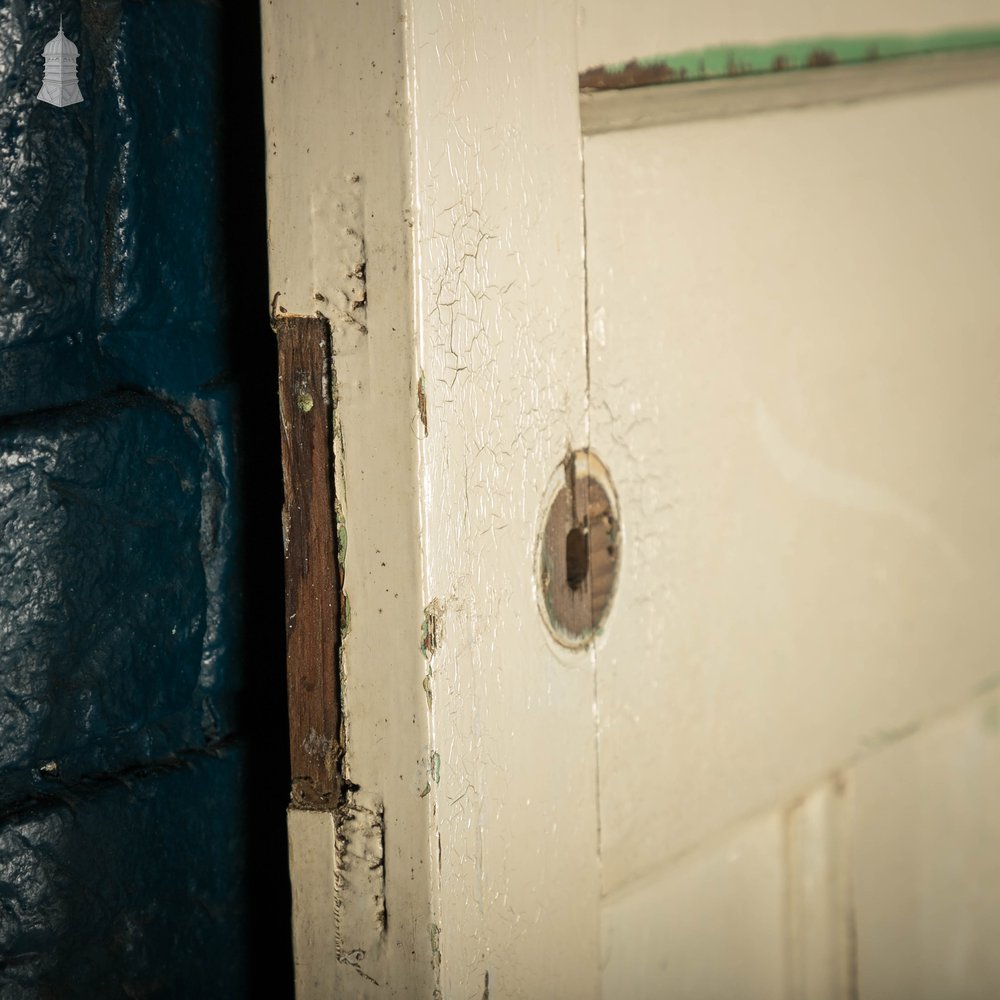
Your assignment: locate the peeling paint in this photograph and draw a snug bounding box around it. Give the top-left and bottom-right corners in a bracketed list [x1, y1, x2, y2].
[429, 922, 443, 999]
[579, 27, 1000, 91]
[417, 370, 428, 436]
[334, 494, 350, 646]
[421, 598, 445, 658]
[265, 0, 438, 993]
[407, 3, 602, 990]
[334, 790, 386, 982]
[318, 173, 368, 337]
[421, 598, 440, 711]
[340, 593, 352, 643]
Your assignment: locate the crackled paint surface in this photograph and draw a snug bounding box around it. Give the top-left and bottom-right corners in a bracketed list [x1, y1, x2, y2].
[262, 0, 434, 994]
[264, 0, 1000, 996]
[410, 2, 600, 995]
[262, 0, 600, 995]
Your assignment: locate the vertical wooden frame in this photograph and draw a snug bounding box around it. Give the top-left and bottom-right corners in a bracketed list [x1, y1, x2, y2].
[261, 1, 599, 996]
[409, 3, 599, 996]
[262, 1, 432, 995]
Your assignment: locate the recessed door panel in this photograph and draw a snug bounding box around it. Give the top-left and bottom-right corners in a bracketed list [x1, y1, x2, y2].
[584, 82, 1000, 896]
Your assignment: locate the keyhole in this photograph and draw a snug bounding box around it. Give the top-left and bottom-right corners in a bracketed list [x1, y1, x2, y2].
[537, 449, 619, 649]
[566, 525, 589, 591]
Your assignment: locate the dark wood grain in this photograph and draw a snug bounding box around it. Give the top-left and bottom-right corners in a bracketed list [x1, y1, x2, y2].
[274, 314, 342, 810]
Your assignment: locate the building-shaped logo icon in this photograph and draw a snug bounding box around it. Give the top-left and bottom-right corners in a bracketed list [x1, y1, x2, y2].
[37, 18, 84, 107]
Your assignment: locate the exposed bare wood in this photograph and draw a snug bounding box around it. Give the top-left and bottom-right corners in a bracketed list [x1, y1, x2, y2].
[274, 313, 342, 811]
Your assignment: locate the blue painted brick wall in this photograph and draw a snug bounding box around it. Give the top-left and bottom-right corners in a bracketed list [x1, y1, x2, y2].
[0, 748, 248, 997]
[0, 1, 283, 993]
[0, 396, 211, 793]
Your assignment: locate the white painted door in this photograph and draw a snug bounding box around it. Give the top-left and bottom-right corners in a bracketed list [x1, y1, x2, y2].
[581, 5, 1000, 996]
[261, 2, 1000, 996]
[263, 3, 596, 996]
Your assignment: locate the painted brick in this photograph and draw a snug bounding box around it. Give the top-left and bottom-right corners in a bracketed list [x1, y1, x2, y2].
[0, 0, 283, 988]
[184, 386, 242, 701]
[0, 2, 229, 418]
[0, 5, 106, 417]
[0, 394, 232, 799]
[90, 0, 228, 392]
[0, 746, 248, 998]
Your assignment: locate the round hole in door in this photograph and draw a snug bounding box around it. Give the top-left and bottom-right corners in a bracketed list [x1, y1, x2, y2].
[536, 449, 620, 649]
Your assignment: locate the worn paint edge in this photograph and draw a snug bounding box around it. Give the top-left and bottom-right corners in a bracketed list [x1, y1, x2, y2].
[581, 46, 1000, 134]
[580, 26, 1000, 90]
[263, 0, 436, 991]
[602, 681, 1000, 904]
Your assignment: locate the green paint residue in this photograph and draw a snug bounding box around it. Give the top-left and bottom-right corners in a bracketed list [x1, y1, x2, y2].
[341, 593, 351, 637]
[429, 923, 443, 992]
[420, 616, 434, 658]
[972, 674, 1000, 698]
[982, 700, 1000, 734]
[334, 498, 347, 563]
[584, 26, 1000, 86]
[421, 599, 446, 659]
[862, 720, 920, 752]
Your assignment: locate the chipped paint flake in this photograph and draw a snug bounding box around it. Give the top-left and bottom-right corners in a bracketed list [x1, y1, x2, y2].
[421, 597, 445, 658]
[335, 790, 386, 980]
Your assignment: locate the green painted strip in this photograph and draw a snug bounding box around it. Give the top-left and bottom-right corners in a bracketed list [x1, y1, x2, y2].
[580, 26, 1000, 89]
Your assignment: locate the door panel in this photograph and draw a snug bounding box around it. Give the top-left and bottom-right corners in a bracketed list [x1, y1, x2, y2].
[584, 81, 1000, 898]
[853, 692, 1000, 999]
[265, 0, 1000, 991]
[602, 813, 786, 1000]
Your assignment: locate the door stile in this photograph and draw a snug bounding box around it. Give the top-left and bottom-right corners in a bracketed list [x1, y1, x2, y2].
[262, 0, 602, 996]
